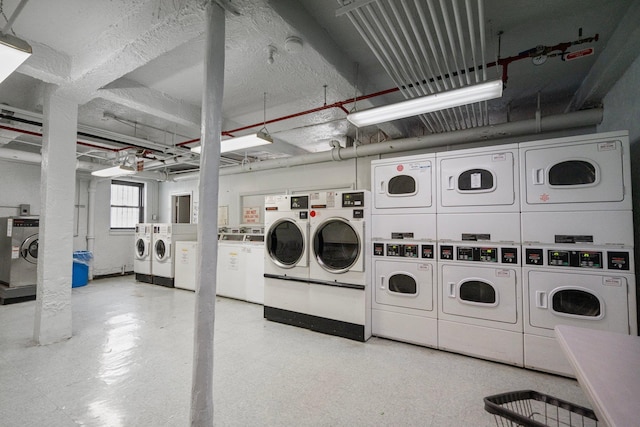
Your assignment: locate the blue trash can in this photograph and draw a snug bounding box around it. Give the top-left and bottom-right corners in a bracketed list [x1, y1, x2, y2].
[72, 251, 93, 288]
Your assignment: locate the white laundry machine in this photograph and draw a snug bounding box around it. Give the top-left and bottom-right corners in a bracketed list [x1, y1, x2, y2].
[523, 244, 637, 377]
[436, 143, 519, 213]
[371, 240, 437, 347]
[217, 238, 247, 301]
[519, 130, 631, 212]
[306, 190, 371, 341]
[371, 153, 436, 215]
[134, 223, 153, 283]
[263, 194, 311, 326]
[175, 241, 198, 291]
[0, 217, 39, 304]
[437, 242, 523, 366]
[243, 235, 265, 304]
[152, 223, 197, 287]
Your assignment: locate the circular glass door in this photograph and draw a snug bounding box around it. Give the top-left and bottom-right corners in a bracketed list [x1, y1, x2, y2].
[136, 239, 147, 259]
[313, 218, 359, 273]
[155, 240, 167, 261]
[267, 219, 304, 268]
[20, 234, 38, 264]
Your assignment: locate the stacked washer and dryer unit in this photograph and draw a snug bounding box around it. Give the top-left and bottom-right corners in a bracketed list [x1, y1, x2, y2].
[436, 144, 523, 366]
[369, 130, 637, 375]
[263, 191, 372, 341]
[520, 131, 636, 376]
[370, 154, 438, 348]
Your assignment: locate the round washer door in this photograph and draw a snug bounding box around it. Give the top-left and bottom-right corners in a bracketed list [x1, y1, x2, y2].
[266, 219, 305, 268]
[313, 218, 360, 273]
[20, 234, 39, 264]
[135, 238, 147, 259]
[155, 239, 169, 261]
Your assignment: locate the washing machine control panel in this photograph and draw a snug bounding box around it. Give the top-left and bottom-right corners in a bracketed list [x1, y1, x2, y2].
[290, 195, 309, 209]
[440, 245, 518, 264]
[525, 248, 631, 270]
[457, 246, 497, 262]
[342, 191, 365, 207]
[373, 242, 434, 259]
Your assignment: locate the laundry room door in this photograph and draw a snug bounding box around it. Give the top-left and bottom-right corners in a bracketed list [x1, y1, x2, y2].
[441, 264, 518, 324]
[374, 259, 433, 311]
[521, 139, 627, 207]
[438, 150, 517, 210]
[372, 156, 434, 211]
[526, 270, 630, 333]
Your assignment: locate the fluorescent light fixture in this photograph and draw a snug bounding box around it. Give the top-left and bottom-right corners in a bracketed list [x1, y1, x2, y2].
[347, 80, 503, 127]
[0, 32, 32, 84]
[91, 164, 136, 178]
[191, 131, 273, 154]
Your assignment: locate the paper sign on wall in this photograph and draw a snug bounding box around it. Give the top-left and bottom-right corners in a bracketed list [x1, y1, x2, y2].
[242, 206, 261, 224]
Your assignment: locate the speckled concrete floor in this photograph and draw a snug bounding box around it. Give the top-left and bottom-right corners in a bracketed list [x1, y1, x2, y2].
[0, 276, 591, 426]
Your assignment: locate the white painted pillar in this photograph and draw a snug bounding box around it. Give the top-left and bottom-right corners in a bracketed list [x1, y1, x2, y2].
[33, 86, 78, 345]
[86, 178, 97, 280]
[190, 1, 224, 426]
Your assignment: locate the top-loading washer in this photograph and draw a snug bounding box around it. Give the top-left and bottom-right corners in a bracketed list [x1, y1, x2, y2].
[152, 223, 197, 287]
[306, 190, 371, 341]
[134, 223, 153, 283]
[263, 194, 311, 326]
[371, 153, 436, 215]
[436, 143, 519, 213]
[519, 130, 631, 212]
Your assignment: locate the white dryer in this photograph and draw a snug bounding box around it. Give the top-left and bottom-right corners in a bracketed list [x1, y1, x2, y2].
[134, 223, 153, 283]
[523, 244, 637, 377]
[371, 240, 437, 347]
[152, 223, 197, 287]
[263, 194, 311, 325]
[437, 143, 519, 213]
[519, 131, 631, 212]
[371, 153, 436, 215]
[437, 242, 523, 366]
[307, 190, 371, 341]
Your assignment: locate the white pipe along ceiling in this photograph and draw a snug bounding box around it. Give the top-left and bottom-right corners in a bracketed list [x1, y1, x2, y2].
[0, 0, 637, 179]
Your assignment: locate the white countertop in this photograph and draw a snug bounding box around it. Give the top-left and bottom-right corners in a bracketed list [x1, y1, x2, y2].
[555, 325, 640, 427]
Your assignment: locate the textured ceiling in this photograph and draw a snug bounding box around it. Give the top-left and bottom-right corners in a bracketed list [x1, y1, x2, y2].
[0, 0, 637, 174]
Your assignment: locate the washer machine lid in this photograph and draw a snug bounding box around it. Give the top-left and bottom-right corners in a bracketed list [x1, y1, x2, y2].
[266, 218, 306, 268]
[136, 238, 148, 259]
[155, 239, 169, 261]
[313, 218, 360, 273]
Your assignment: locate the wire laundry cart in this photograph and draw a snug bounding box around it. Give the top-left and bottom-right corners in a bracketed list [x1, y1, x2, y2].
[484, 390, 598, 427]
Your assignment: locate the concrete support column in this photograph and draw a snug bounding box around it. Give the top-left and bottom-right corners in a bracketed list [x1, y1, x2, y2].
[33, 86, 78, 345]
[86, 178, 97, 280]
[190, 1, 224, 425]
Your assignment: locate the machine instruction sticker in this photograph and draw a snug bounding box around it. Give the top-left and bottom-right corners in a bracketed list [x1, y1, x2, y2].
[495, 269, 511, 278]
[11, 246, 19, 259]
[6, 218, 12, 237]
[603, 277, 622, 287]
[492, 153, 507, 161]
[471, 172, 482, 188]
[597, 141, 616, 152]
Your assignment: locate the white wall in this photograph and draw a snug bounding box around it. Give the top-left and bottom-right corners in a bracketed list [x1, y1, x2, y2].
[0, 159, 42, 217]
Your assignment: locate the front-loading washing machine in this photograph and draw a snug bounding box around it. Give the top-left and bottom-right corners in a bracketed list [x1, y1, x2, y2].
[306, 190, 371, 341]
[436, 143, 519, 213]
[134, 223, 153, 283]
[371, 153, 436, 215]
[437, 242, 523, 366]
[371, 240, 437, 347]
[0, 217, 39, 303]
[152, 223, 197, 287]
[263, 194, 311, 326]
[519, 130, 631, 212]
[523, 244, 637, 377]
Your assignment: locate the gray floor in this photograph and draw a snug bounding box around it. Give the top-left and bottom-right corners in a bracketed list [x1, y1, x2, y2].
[1, 276, 592, 426]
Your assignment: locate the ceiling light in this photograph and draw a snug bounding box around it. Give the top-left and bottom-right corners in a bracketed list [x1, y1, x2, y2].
[346, 80, 503, 127]
[191, 131, 273, 154]
[0, 32, 32, 84]
[91, 164, 136, 178]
